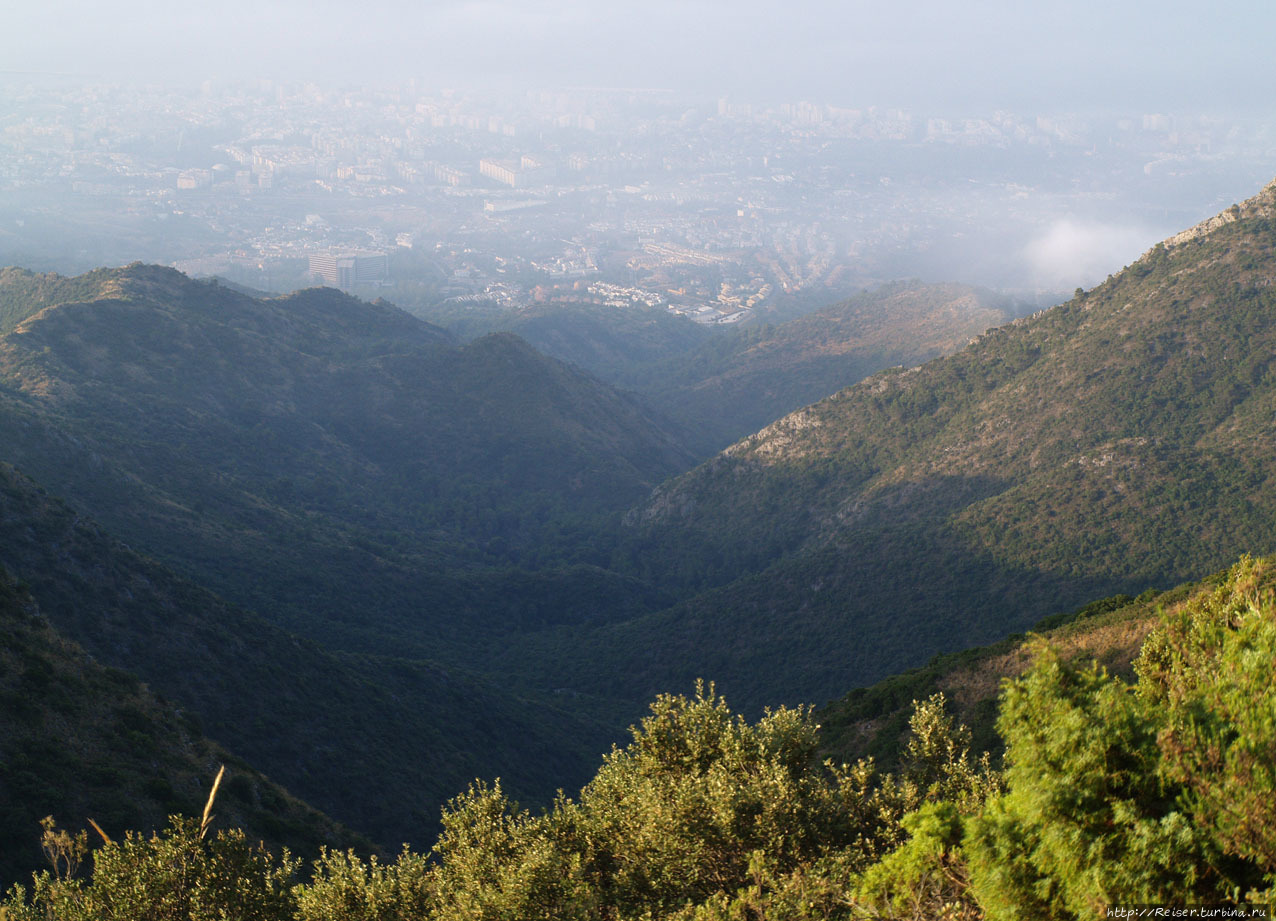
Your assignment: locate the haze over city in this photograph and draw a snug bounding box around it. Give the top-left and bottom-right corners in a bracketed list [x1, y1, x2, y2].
[2, 1, 1274, 316]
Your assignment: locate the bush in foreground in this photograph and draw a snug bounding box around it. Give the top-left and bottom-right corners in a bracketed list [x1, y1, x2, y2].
[7, 558, 1276, 919]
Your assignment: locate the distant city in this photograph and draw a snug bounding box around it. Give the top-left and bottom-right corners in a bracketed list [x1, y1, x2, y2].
[2, 77, 1273, 323]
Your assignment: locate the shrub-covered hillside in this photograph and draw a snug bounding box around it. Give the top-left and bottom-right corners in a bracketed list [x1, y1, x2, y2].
[0, 566, 362, 887]
[503, 175, 1276, 713]
[7, 556, 1274, 918]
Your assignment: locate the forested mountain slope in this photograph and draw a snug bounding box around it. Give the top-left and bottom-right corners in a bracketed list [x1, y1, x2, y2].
[631, 281, 1016, 451]
[0, 563, 361, 887]
[815, 584, 1176, 771]
[487, 176, 1276, 710]
[0, 462, 614, 856]
[9, 555, 1274, 918]
[432, 298, 714, 391]
[6, 174, 1276, 880]
[428, 281, 1017, 455]
[0, 264, 691, 650]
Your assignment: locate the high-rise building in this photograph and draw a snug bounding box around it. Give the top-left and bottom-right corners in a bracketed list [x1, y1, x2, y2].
[479, 158, 520, 187]
[308, 251, 388, 289]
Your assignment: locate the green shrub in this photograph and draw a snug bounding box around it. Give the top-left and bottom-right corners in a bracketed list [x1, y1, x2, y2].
[2, 816, 298, 921]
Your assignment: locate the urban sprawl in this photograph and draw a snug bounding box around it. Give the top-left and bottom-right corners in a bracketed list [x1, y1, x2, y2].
[2, 78, 1271, 322]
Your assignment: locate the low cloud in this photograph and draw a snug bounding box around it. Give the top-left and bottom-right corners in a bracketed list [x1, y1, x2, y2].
[1022, 220, 1165, 291]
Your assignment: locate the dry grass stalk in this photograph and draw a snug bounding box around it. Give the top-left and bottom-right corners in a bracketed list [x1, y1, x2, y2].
[199, 765, 225, 840]
[87, 818, 113, 846]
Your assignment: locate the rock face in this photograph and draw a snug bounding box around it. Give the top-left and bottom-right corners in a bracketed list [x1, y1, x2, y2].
[1159, 177, 1276, 250]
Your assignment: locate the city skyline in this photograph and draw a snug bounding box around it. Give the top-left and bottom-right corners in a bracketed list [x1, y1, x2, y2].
[4, 76, 1272, 317]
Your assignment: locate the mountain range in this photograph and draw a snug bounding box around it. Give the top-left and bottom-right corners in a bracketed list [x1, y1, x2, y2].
[3, 176, 1276, 882]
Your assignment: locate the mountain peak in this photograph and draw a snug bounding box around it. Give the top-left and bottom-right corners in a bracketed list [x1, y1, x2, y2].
[1155, 174, 1276, 253]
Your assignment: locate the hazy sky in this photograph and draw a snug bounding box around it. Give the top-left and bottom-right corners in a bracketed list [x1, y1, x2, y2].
[4, 0, 1274, 109]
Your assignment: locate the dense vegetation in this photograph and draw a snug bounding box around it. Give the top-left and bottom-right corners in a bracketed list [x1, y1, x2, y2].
[0, 266, 1018, 854]
[508, 177, 1276, 710]
[0, 266, 691, 578]
[6, 556, 1274, 917]
[0, 462, 614, 858]
[0, 264, 688, 844]
[0, 267, 126, 336]
[629, 281, 1016, 453]
[816, 586, 1169, 771]
[0, 565, 360, 886]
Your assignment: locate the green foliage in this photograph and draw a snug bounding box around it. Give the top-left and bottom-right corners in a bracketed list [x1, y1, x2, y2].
[853, 802, 981, 921]
[11, 588, 1276, 921]
[846, 695, 1000, 921]
[0, 263, 698, 844]
[966, 557, 1276, 916]
[0, 564, 359, 887]
[1135, 556, 1276, 890]
[0, 461, 613, 859]
[417, 684, 902, 920]
[423, 781, 597, 921]
[568, 183, 1276, 718]
[9, 221, 1276, 919]
[2, 817, 299, 921]
[9, 184, 1276, 885]
[0, 266, 115, 335]
[1, 681, 1006, 920]
[815, 586, 1161, 780]
[295, 848, 432, 921]
[965, 643, 1222, 918]
[37, 816, 88, 883]
[11, 186, 1276, 863]
[573, 684, 883, 916]
[899, 694, 1001, 811]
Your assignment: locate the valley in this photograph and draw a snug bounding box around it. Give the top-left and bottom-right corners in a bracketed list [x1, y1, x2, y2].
[5, 0, 1276, 910]
[3, 173, 1276, 916]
